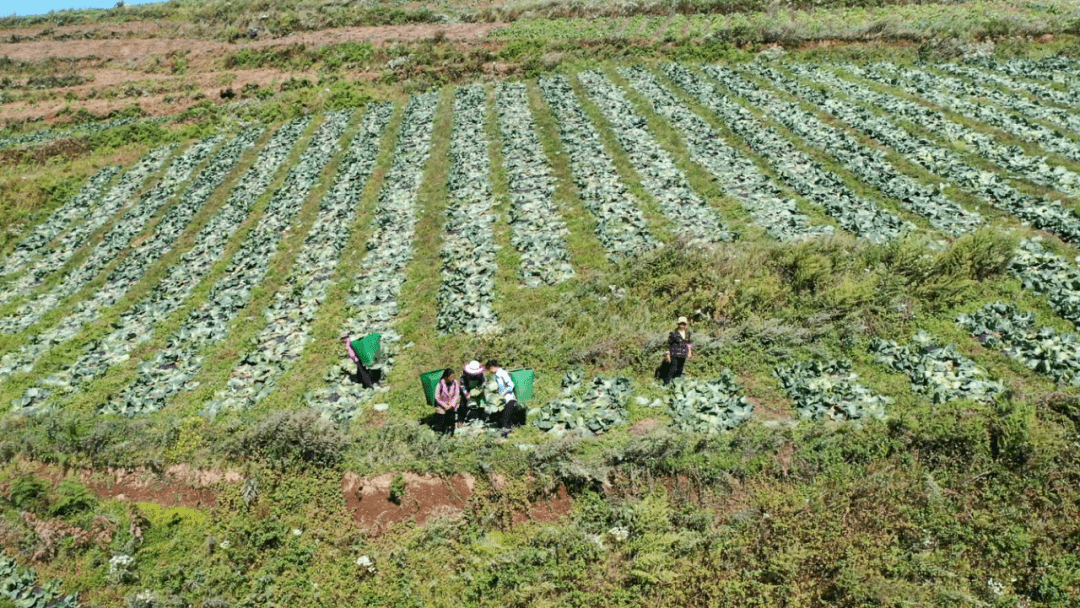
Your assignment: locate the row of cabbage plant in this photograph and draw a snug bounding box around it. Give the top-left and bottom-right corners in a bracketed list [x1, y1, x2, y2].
[665, 63, 909, 243]
[870, 331, 1005, 404]
[0, 145, 175, 309]
[782, 63, 1080, 245]
[965, 57, 1080, 108]
[0, 166, 118, 279]
[844, 63, 1080, 199]
[619, 66, 831, 241]
[437, 86, 500, 335]
[0, 129, 261, 383]
[204, 105, 392, 415]
[538, 75, 658, 259]
[774, 359, 890, 421]
[0, 555, 83, 608]
[0, 136, 222, 335]
[99, 112, 352, 418]
[1007, 238, 1080, 327]
[12, 118, 314, 415]
[495, 82, 575, 286]
[958, 302, 1080, 386]
[305, 94, 440, 422]
[576, 70, 736, 245]
[933, 62, 1080, 137]
[719, 65, 981, 236]
[866, 63, 1080, 188]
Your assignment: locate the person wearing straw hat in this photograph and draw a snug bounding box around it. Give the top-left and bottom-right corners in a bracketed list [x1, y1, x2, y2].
[664, 316, 693, 385]
[460, 360, 487, 420]
[340, 332, 374, 389]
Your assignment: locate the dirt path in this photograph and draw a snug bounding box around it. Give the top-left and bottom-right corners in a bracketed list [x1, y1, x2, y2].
[0, 22, 504, 62]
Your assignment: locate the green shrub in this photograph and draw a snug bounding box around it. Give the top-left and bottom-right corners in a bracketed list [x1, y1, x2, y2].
[7, 474, 48, 511]
[48, 480, 95, 517]
[229, 409, 350, 470]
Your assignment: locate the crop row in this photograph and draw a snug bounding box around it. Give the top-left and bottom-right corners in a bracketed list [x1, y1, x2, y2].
[577, 70, 736, 245]
[846, 64, 1080, 199]
[531, 372, 632, 438]
[0, 145, 175, 309]
[538, 75, 658, 260]
[101, 112, 353, 418]
[0, 137, 223, 335]
[0, 556, 80, 608]
[958, 302, 1080, 386]
[14, 118, 313, 415]
[866, 63, 1080, 194]
[782, 63, 1080, 245]
[0, 166, 119, 279]
[495, 82, 575, 286]
[966, 57, 1080, 108]
[437, 86, 499, 335]
[934, 63, 1080, 138]
[0, 128, 261, 383]
[774, 359, 890, 421]
[1007, 238, 1080, 327]
[717, 65, 982, 236]
[619, 66, 830, 241]
[204, 104, 392, 416]
[666, 371, 753, 434]
[667, 64, 909, 243]
[306, 94, 440, 422]
[871, 331, 1004, 404]
[0, 116, 144, 151]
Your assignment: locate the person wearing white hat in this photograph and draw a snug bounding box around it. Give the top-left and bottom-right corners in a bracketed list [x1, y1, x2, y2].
[460, 360, 487, 421]
[340, 332, 374, 389]
[664, 316, 693, 385]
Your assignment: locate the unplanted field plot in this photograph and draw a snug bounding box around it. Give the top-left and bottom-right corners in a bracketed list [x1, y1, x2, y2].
[2, 58, 1079, 432]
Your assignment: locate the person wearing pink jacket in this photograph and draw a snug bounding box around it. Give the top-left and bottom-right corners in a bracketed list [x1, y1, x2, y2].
[340, 332, 374, 389]
[434, 368, 461, 436]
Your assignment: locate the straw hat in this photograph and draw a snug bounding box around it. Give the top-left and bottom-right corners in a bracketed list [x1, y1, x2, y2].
[338, 331, 350, 340]
[677, 316, 689, 325]
[464, 360, 484, 375]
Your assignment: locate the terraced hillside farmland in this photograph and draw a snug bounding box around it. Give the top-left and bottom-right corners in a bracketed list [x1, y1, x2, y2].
[2, 1, 1080, 605]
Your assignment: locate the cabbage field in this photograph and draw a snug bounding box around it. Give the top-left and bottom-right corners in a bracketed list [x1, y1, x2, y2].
[4, 50, 1080, 606]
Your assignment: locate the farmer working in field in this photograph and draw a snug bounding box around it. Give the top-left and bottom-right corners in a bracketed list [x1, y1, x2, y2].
[340, 332, 375, 389]
[664, 316, 693, 385]
[434, 368, 461, 436]
[486, 360, 519, 437]
[460, 360, 486, 419]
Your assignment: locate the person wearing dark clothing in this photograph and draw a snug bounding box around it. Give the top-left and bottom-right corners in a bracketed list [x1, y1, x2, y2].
[664, 316, 693, 385]
[434, 368, 461, 436]
[460, 360, 487, 421]
[341, 332, 374, 389]
[486, 360, 519, 436]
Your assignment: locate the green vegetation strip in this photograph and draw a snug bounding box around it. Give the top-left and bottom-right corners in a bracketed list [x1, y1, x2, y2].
[0, 145, 175, 309]
[719, 65, 981, 236]
[0, 137, 221, 335]
[0, 129, 261, 383]
[305, 94, 439, 422]
[763, 63, 1080, 245]
[204, 105, 393, 415]
[538, 75, 658, 260]
[620, 66, 829, 241]
[437, 86, 499, 335]
[842, 63, 1080, 199]
[870, 331, 1004, 404]
[666, 63, 909, 243]
[10, 119, 312, 415]
[494, 82, 574, 287]
[0, 166, 118, 279]
[577, 70, 735, 245]
[958, 302, 1080, 385]
[101, 113, 352, 418]
[775, 359, 890, 421]
[865, 63, 1080, 189]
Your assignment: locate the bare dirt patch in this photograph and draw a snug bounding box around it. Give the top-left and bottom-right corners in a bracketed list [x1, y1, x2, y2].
[342, 471, 573, 533]
[629, 418, 661, 435]
[27, 461, 240, 509]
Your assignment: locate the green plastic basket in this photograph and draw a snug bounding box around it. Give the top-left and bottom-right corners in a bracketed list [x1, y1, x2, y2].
[508, 369, 535, 402]
[351, 333, 381, 367]
[420, 369, 445, 406]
